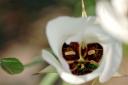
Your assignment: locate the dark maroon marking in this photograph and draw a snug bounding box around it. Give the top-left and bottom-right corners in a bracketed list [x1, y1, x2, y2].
[85, 43, 103, 62]
[69, 61, 78, 69]
[62, 42, 79, 61]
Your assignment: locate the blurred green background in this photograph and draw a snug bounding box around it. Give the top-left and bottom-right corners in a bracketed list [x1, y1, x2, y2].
[0, 0, 128, 85]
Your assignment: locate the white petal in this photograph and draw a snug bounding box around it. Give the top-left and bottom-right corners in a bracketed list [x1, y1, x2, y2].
[63, 23, 109, 84]
[60, 72, 85, 84]
[78, 20, 123, 82]
[96, 1, 128, 43]
[45, 16, 122, 84]
[112, 0, 128, 17]
[83, 24, 114, 43]
[42, 50, 87, 84]
[46, 16, 86, 57]
[42, 50, 63, 72]
[46, 16, 97, 72]
[79, 61, 105, 83]
[60, 61, 104, 85]
[99, 42, 122, 83]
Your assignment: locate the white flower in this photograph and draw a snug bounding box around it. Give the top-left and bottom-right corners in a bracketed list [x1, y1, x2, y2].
[96, 0, 128, 43]
[42, 16, 122, 84]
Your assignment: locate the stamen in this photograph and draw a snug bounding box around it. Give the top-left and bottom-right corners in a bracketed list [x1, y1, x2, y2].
[81, 64, 85, 69]
[67, 60, 74, 64]
[65, 51, 76, 55]
[81, 41, 87, 58]
[79, 41, 86, 62]
[89, 60, 98, 65]
[88, 50, 95, 55]
[81, 41, 86, 49]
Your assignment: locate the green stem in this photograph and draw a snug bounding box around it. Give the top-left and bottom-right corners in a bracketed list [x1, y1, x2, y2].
[39, 73, 59, 85]
[62, 81, 73, 85]
[24, 57, 43, 67]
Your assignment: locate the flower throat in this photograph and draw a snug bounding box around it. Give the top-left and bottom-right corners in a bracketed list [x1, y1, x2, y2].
[62, 41, 103, 75]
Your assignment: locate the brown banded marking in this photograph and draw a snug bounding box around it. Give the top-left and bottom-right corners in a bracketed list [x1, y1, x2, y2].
[62, 42, 103, 75]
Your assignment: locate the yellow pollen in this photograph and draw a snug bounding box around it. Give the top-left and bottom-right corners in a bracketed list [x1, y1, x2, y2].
[88, 50, 95, 55]
[81, 64, 85, 69]
[65, 51, 76, 55]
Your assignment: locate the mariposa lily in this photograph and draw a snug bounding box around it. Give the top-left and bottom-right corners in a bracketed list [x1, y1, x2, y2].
[96, 0, 128, 43]
[42, 16, 122, 84]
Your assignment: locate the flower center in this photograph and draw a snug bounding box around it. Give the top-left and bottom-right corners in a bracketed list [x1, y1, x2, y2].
[62, 41, 103, 75]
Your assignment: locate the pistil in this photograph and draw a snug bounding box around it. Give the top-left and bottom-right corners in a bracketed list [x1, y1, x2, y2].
[78, 41, 87, 62]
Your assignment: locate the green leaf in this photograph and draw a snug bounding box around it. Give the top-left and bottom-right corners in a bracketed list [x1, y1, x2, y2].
[0, 58, 24, 74]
